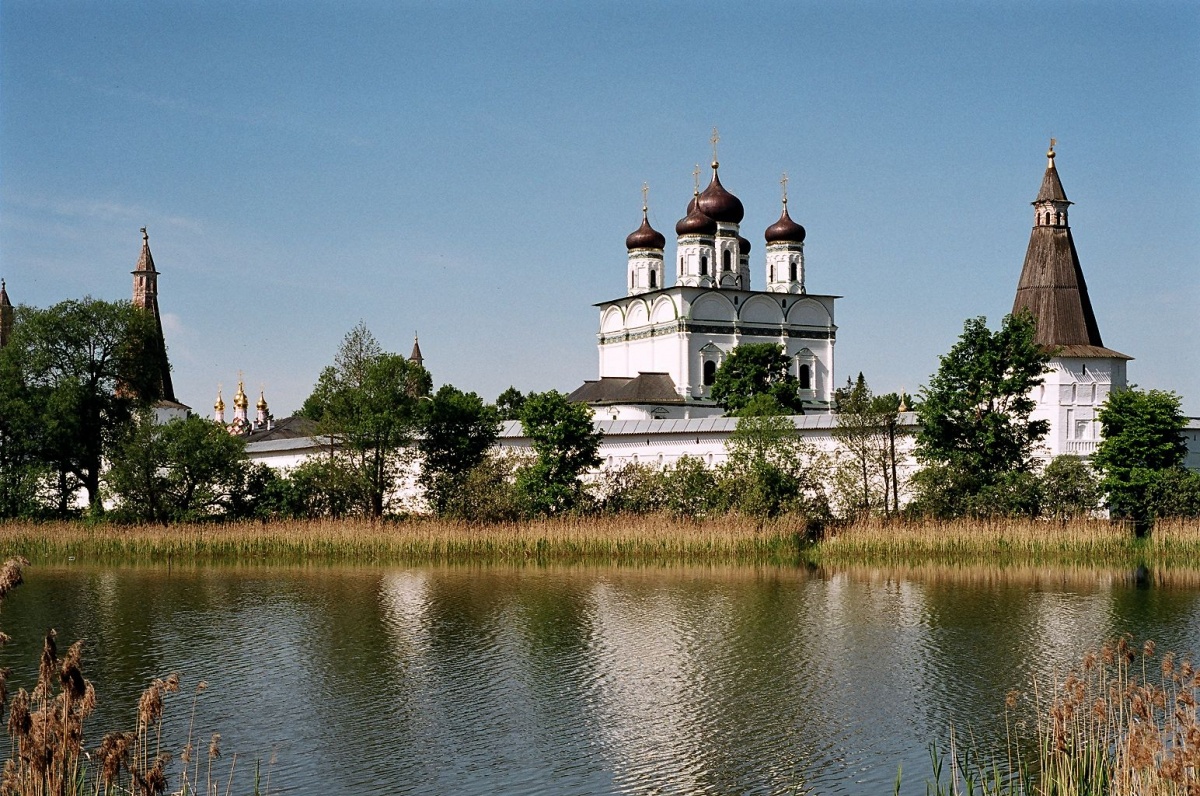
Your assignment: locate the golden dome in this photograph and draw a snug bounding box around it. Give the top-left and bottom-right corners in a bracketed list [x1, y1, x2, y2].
[233, 380, 249, 409]
[214, 389, 225, 412]
[256, 390, 268, 411]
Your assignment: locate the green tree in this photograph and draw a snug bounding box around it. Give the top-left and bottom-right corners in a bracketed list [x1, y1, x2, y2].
[418, 385, 500, 515]
[106, 413, 248, 524]
[3, 299, 163, 513]
[661, 455, 719, 519]
[495, 387, 526, 422]
[441, 453, 526, 523]
[1040, 456, 1101, 521]
[913, 312, 1050, 516]
[1092, 387, 1189, 527]
[833, 374, 885, 514]
[720, 413, 828, 521]
[303, 326, 432, 517]
[0, 342, 48, 517]
[516, 391, 602, 515]
[710, 343, 805, 415]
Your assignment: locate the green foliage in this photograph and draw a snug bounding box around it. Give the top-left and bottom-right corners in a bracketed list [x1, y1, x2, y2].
[0, 299, 163, 513]
[439, 454, 527, 523]
[268, 455, 371, 519]
[721, 413, 829, 521]
[106, 413, 248, 524]
[418, 385, 500, 515]
[710, 343, 805, 415]
[662, 455, 719, 518]
[516, 391, 602, 515]
[1040, 456, 1101, 520]
[302, 326, 431, 517]
[495, 386, 526, 421]
[912, 312, 1050, 516]
[1092, 387, 1189, 524]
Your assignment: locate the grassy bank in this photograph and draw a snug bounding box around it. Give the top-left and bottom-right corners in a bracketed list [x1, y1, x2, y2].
[814, 516, 1200, 568]
[2, 515, 1199, 567]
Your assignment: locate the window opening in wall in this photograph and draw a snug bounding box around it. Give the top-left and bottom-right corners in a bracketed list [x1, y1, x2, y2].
[1082, 364, 1089, 377]
[723, 250, 731, 271]
[703, 360, 717, 386]
[769, 265, 774, 282]
[649, 270, 657, 288]
[799, 364, 811, 390]
[790, 261, 797, 282]
[700, 255, 708, 276]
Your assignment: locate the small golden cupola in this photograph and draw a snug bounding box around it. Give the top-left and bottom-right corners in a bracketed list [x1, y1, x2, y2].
[213, 387, 226, 424]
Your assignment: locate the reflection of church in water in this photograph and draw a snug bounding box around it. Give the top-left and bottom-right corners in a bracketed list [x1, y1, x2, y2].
[569, 133, 839, 420]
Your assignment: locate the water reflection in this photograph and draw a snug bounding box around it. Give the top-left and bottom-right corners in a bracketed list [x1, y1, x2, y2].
[1, 562, 1198, 795]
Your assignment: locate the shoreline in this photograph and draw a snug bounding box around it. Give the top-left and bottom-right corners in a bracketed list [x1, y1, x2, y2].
[2, 516, 1199, 568]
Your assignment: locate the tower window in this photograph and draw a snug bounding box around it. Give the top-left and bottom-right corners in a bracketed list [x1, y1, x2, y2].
[789, 260, 797, 282]
[723, 250, 731, 272]
[700, 255, 708, 276]
[769, 265, 774, 282]
[799, 364, 811, 390]
[703, 360, 716, 386]
[649, 270, 657, 289]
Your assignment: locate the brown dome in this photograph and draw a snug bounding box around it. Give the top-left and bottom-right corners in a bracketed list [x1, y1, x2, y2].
[675, 200, 717, 236]
[738, 235, 752, 256]
[764, 204, 806, 244]
[695, 167, 744, 224]
[626, 213, 665, 250]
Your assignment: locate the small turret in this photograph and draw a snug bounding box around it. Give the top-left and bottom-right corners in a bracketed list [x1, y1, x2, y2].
[627, 184, 666, 295]
[765, 173, 807, 293]
[232, 379, 249, 428]
[213, 387, 226, 425]
[255, 389, 271, 429]
[409, 334, 424, 366]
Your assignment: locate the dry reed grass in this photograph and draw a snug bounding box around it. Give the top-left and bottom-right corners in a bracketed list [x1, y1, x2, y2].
[924, 638, 1200, 795]
[0, 515, 811, 565]
[2, 515, 1198, 568]
[0, 558, 266, 795]
[819, 517, 1200, 567]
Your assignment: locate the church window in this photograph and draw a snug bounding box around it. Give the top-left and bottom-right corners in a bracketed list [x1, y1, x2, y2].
[703, 360, 717, 386]
[723, 250, 731, 272]
[680, 256, 684, 272]
[649, 270, 657, 289]
[799, 364, 811, 390]
[700, 255, 708, 276]
[789, 260, 797, 282]
[769, 265, 774, 282]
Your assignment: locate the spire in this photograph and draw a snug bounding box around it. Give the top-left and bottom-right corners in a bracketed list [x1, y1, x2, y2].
[409, 334, 424, 365]
[130, 228, 176, 402]
[0, 278, 12, 349]
[1012, 145, 1129, 359]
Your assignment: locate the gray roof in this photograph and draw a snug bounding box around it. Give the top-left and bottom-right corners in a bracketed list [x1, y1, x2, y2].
[499, 412, 919, 438]
[245, 415, 319, 443]
[567, 372, 686, 405]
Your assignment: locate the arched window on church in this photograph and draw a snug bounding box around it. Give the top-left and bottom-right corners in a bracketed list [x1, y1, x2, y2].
[769, 265, 774, 282]
[722, 250, 731, 272]
[703, 360, 716, 386]
[789, 260, 797, 282]
[799, 364, 811, 390]
[700, 255, 708, 276]
[649, 270, 657, 289]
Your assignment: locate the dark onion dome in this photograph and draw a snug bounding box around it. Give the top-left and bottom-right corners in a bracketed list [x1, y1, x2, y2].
[738, 235, 752, 256]
[764, 204, 806, 244]
[626, 213, 666, 250]
[675, 199, 717, 236]
[695, 165, 744, 224]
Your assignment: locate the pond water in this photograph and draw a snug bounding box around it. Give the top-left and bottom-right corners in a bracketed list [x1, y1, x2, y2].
[2, 561, 1199, 795]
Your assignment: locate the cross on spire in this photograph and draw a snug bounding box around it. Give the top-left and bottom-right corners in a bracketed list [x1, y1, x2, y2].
[692, 164, 701, 194]
[781, 172, 789, 205]
[641, 182, 649, 214]
[710, 127, 720, 167]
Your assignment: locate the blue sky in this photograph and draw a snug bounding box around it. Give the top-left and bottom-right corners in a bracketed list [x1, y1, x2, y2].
[2, 1, 1198, 415]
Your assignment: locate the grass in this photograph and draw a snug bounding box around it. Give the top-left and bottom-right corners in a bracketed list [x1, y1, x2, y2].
[0, 515, 1198, 568]
[813, 516, 1200, 568]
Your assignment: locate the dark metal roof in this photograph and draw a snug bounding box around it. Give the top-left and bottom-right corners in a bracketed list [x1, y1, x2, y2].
[695, 167, 744, 223]
[626, 213, 666, 250]
[245, 415, 320, 443]
[1035, 161, 1070, 204]
[676, 200, 717, 236]
[764, 204, 806, 243]
[566, 372, 686, 405]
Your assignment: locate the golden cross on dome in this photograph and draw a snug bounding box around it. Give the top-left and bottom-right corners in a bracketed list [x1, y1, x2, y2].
[641, 182, 649, 213]
[710, 127, 720, 166]
[781, 172, 789, 204]
[692, 164, 701, 194]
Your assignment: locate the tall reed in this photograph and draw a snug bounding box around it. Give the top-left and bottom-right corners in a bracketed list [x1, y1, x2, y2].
[920, 638, 1200, 795]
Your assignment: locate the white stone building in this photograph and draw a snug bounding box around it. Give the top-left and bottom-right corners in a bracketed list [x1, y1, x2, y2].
[568, 158, 837, 420]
